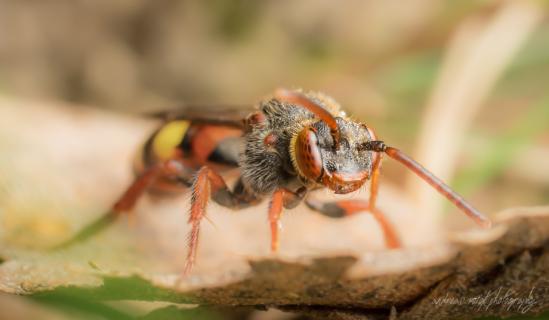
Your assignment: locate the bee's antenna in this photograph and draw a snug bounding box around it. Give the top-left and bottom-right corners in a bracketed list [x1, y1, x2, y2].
[364, 140, 491, 228]
[275, 88, 340, 149]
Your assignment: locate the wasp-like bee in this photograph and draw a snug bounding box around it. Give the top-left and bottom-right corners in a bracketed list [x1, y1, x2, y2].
[100, 89, 491, 274]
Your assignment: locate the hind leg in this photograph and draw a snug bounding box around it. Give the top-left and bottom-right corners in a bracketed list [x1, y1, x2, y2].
[112, 159, 191, 215]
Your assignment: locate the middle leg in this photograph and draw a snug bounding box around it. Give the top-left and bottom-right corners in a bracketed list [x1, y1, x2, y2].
[185, 166, 258, 274]
[268, 187, 307, 252]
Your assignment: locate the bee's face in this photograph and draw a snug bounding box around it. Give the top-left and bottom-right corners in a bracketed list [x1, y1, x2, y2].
[291, 118, 374, 194]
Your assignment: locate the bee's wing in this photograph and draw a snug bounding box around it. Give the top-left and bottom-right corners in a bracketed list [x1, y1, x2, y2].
[145, 105, 255, 129]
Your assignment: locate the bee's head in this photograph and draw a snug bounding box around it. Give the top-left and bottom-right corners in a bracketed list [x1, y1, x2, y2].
[291, 118, 374, 194]
[280, 89, 374, 194]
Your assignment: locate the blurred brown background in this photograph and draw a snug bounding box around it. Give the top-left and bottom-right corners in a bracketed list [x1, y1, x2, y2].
[0, 0, 548, 220]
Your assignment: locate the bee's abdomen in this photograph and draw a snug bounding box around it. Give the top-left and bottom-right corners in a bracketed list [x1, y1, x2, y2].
[135, 120, 243, 185]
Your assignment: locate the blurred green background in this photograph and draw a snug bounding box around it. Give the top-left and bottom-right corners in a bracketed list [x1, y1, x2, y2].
[0, 1, 548, 319]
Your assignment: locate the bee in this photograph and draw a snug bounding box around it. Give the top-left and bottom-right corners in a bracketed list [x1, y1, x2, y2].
[102, 89, 491, 274]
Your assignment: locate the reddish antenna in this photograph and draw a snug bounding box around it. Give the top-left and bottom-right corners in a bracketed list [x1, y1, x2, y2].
[365, 141, 491, 228]
[275, 88, 340, 148]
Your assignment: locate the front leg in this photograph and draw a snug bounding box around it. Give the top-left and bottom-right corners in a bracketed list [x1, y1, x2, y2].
[268, 187, 307, 252]
[305, 198, 400, 249]
[305, 153, 401, 249]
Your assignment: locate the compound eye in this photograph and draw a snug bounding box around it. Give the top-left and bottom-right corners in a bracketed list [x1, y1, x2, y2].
[293, 127, 323, 181]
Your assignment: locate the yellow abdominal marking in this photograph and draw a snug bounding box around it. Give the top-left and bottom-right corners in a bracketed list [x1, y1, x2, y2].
[152, 120, 190, 160]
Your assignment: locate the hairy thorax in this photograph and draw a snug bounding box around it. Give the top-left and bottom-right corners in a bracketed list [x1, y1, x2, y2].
[240, 98, 314, 195]
[239, 91, 354, 195]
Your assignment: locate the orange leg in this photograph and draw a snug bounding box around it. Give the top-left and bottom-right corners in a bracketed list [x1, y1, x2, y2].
[269, 190, 284, 252]
[306, 153, 401, 249]
[184, 166, 255, 275]
[113, 160, 186, 214]
[268, 187, 307, 252]
[52, 160, 189, 250]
